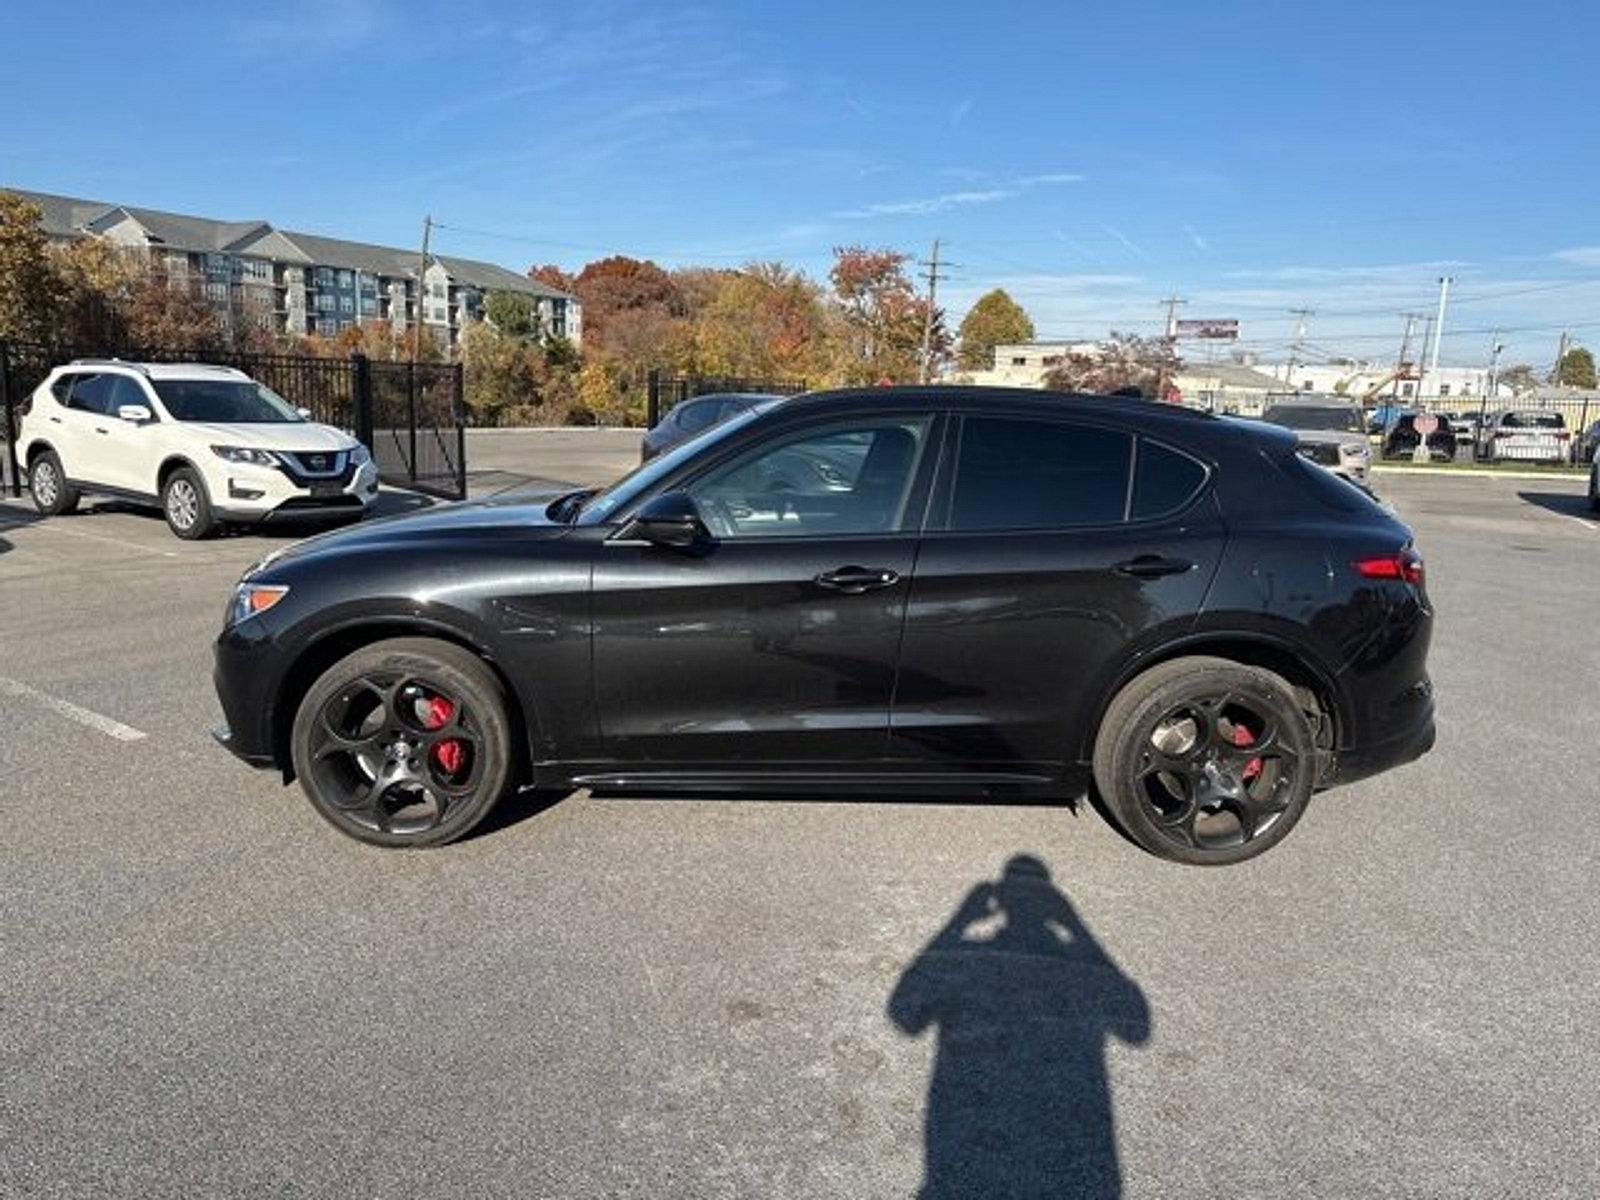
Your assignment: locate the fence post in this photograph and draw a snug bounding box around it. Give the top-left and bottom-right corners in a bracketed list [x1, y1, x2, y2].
[407, 362, 419, 486]
[646, 368, 661, 428]
[0, 340, 19, 498]
[350, 353, 374, 449]
[454, 362, 467, 500]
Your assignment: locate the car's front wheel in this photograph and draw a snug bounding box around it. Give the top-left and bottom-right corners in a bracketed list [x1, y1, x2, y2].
[1092, 656, 1318, 866]
[290, 637, 516, 847]
[162, 466, 217, 539]
[29, 450, 79, 516]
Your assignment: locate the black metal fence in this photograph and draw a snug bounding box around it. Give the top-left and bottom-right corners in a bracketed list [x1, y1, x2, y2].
[645, 369, 809, 428]
[0, 340, 466, 500]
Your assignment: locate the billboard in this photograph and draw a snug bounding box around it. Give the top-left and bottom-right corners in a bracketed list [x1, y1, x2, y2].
[1175, 318, 1239, 341]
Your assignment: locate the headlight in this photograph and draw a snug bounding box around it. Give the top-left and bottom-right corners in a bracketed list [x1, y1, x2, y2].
[212, 445, 278, 467]
[1339, 442, 1369, 457]
[349, 444, 372, 466]
[228, 583, 289, 626]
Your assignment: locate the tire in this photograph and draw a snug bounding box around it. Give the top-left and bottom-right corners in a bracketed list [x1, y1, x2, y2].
[161, 465, 217, 539]
[1092, 656, 1318, 866]
[1589, 463, 1600, 513]
[29, 450, 79, 516]
[290, 637, 516, 848]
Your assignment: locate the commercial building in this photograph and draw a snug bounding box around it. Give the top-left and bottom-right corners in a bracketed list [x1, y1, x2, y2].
[7, 187, 580, 350]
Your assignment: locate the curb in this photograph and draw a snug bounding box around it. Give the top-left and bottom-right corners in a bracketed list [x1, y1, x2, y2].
[1372, 465, 1590, 482]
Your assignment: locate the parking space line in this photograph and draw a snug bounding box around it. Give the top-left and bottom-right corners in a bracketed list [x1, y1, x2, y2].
[0, 677, 148, 742]
[0, 513, 179, 558]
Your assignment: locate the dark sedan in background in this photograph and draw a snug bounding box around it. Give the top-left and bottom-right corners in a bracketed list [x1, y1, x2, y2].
[214, 387, 1434, 867]
[1382, 412, 1459, 461]
[639, 392, 781, 461]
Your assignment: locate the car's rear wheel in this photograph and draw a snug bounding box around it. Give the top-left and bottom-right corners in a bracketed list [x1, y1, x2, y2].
[162, 466, 217, 539]
[1092, 656, 1317, 866]
[290, 638, 515, 847]
[29, 451, 79, 516]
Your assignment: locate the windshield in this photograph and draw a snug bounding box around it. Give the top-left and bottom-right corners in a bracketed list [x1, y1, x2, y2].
[578, 403, 769, 523]
[153, 379, 305, 424]
[1502, 411, 1564, 429]
[1261, 405, 1365, 434]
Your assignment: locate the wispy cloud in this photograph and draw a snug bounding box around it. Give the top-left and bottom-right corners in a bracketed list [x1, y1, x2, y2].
[230, 0, 380, 53]
[1184, 224, 1209, 252]
[1103, 225, 1147, 259]
[949, 98, 974, 129]
[836, 170, 1083, 220]
[1552, 246, 1600, 267]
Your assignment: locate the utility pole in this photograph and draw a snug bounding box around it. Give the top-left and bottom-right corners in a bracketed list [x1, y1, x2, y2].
[1156, 296, 1185, 401]
[1554, 329, 1571, 385]
[412, 214, 433, 366]
[1421, 275, 1451, 401]
[917, 239, 953, 384]
[1392, 313, 1419, 402]
[1486, 333, 1504, 398]
[1285, 308, 1314, 391]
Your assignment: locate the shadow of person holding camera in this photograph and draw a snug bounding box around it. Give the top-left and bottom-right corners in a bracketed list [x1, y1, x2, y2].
[889, 855, 1151, 1199]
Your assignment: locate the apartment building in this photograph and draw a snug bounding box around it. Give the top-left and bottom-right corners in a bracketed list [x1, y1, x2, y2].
[9, 187, 581, 349]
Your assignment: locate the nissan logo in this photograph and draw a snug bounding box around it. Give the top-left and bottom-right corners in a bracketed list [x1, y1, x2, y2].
[308, 455, 327, 470]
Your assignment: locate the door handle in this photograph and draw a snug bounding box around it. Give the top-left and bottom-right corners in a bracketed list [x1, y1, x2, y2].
[1113, 555, 1194, 579]
[814, 566, 901, 594]
[95, 427, 110, 435]
[49, 416, 62, 424]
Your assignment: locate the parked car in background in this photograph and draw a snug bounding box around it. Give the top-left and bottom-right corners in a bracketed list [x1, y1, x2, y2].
[1574, 418, 1600, 464]
[1382, 412, 1458, 461]
[214, 386, 1434, 867]
[16, 360, 377, 539]
[640, 393, 783, 462]
[1474, 409, 1570, 464]
[1258, 396, 1372, 482]
[1446, 411, 1485, 445]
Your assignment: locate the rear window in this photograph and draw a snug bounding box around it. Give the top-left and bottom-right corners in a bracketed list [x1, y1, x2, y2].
[1131, 440, 1208, 520]
[1283, 453, 1384, 514]
[951, 416, 1132, 530]
[1502, 411, 1564, 429]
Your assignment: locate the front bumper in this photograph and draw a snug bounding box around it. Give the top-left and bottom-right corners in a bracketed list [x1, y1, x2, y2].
[209, 459, 380, 522]
[213, 621, 284, 770]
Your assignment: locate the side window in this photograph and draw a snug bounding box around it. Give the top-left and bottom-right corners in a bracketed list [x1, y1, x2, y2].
[67, 374, 117, 416]
[675, 400, 717, 434]
[50, 374, 76, 404]
[950, 416, 1132, 531]
[1131, 440, 1208, 520]
[107, 375, 151, 416]
[689, 416, 932, 539]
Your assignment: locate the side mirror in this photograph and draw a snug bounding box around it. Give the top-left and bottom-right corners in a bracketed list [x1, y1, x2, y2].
[622, 491, 709, 550]
[296, 407, 313, 420]
[117, 404, 153, 423]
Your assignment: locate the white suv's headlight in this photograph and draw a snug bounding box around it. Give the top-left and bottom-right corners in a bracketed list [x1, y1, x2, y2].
[212, 445, 279, 467]
[349, 444, 372, 466]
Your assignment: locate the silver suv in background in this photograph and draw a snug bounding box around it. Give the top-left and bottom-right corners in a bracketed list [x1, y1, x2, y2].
[1258, 395, 1372, 483]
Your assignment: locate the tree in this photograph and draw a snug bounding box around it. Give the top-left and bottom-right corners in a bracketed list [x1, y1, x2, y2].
[122, 265, 224, 350]
[827, 246, 934, 384]
[572, 255, 682, 352]
[1042, 333, 1179, 399]
[690, 263, 831, 381]
[528, 263, 576, 294]
[1557, 346, 1597, 390]
[484, 290, 540, 340]
[1498, 363, 1538, 396]
[52, 236, 135, 346]
[957, 288, 1034, 371]
[0, 191, 63, 343]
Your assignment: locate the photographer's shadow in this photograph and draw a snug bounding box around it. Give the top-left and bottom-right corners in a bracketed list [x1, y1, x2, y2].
[889, 855, 1151, 1199]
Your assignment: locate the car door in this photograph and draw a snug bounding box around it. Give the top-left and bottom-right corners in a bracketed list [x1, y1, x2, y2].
[590, 411, 940, 766]
[57, 373, 122, 486]
[93, 374, 160, 493]
[890, 411, 1226, 769]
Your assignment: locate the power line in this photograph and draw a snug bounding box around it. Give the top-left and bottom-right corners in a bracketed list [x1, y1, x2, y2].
[918, 238, 956, 384]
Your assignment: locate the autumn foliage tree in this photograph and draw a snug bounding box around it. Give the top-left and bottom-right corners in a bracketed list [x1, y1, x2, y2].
[957, 288, 1034, 371]
[828, 246, 943, 384]
[1041, 333, 1179, 399]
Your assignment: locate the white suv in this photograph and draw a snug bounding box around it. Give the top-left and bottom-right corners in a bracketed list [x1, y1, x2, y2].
[16, 360, 378, 539]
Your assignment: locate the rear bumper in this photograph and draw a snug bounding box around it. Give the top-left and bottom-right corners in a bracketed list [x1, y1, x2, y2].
[1323, 698, 1436, 788]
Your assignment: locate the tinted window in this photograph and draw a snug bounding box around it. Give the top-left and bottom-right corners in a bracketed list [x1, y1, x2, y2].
[1284, 454, 1383, 514]
[107, 375, 150, 414]
[951, 416, 1131, 531]
[49, 375, 74, 403]
[67, 374, 118, 416]
[1503, 411, 1564, 429]
[675, 400, 720, 433]
[690, 417, 932, 539]
[1131, 440, 1207, 520]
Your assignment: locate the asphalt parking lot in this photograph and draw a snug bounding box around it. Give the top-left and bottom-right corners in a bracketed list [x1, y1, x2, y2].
[3, 452, 1599, 1199]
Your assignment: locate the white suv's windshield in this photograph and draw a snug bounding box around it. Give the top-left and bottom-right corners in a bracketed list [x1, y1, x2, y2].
[1262, 405, 1366, 434]
[153, 380, 305, 424]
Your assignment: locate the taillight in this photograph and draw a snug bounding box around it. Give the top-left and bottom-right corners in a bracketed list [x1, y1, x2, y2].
[1354, 548, 1425, 587]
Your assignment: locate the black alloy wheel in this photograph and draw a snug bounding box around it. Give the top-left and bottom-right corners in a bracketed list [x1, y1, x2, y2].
[290, 638, 515, 847]
[1093, 657, 1318, 865]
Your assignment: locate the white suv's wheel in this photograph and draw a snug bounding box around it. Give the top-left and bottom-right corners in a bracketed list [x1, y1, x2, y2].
[29, 451, 79, 516]
[162, 466, 217, 540]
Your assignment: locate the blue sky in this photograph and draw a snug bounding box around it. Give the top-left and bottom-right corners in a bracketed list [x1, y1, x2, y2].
[5, 0, 1600, 366]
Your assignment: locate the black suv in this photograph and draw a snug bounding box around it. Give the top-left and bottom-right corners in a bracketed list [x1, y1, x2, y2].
[214, 388, 1434, 866]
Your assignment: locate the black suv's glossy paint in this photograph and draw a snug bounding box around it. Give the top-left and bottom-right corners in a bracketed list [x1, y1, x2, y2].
[214, 387, 1434, 799]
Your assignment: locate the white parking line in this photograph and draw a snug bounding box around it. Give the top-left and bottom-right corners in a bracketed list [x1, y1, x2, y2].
[0, 512, 179, 558]
[0, 677, 148, 742]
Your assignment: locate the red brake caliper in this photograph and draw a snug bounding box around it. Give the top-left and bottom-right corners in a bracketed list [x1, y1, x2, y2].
[423, 696, 465, 776]
[1233, 723, 1263, 782]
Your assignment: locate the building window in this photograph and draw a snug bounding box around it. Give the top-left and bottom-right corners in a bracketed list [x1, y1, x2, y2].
[204, 282, 229, 303]
[340, 295, 355, 314]
[1440, 383, 1451, 397]
[338, 270, 354, 288]
[1402, 382, 1415, 396]
[360, 298, 378, 315]
[315, 267, 335, 286]
[241, 258, 272, 283]
[316, 293, 336, 312]
[1042, 356, 1062, 366]
[317, 318, 338, 335]
[1011, 356, 1028, 366]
